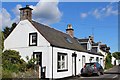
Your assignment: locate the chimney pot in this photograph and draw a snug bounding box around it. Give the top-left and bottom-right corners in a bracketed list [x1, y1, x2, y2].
[26, 5, 29, 7]
[66, 24, 74, 38]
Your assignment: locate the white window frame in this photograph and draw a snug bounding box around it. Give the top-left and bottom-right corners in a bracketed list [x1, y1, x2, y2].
[57, 52, 68, 72]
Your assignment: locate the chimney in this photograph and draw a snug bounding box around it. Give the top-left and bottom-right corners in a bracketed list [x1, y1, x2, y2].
[89, 35, 94, 43]
[66, 24, 74, 38]
[19, 5, 33, 21]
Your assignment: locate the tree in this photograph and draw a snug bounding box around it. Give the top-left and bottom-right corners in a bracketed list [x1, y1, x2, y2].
[2, 23, 17, 39]
[105, 52, 113, 69]
[112, 52, 120, 59]
[26, 56, 37, 70]
[2, 50, 26, 72]
[0, 31, 4, 51]
[10, 23, 17, 34]
[2, 27, 10, 39]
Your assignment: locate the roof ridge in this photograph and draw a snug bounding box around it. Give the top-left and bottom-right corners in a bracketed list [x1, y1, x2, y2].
[32, 20, 71, 37]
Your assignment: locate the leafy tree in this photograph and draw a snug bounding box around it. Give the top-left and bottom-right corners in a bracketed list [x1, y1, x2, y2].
[112, 52, 120, 59]
[0, 31, 4, 51]
[105, 52, 113, 69]
[2, 23, 17, 39]
[10, 23, 17, 34]
[2, 50, 26, 73]
[2, 50, 38, 78]
[2, 27, 11, 39]
[26, 56, 37, 70]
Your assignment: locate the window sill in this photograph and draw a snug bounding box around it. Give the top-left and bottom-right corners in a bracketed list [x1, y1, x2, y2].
[29, 44, 37, 46]
[57, 69, 68, 72]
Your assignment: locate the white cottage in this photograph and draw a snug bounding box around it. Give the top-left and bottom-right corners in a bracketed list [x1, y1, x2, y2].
[4, 5, 104, 79]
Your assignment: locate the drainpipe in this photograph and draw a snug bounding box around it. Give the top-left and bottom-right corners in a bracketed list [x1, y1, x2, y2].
[52, 46, 53, 80]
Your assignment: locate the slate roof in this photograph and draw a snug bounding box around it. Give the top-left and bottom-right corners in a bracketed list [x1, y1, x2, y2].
[100, 44, 107, 48]
[78, 39, 89, 42]
[100, 44, 110, 52]
[31, 21, 86, 52]
[30, 20, 103, 56]
[92, 43, 99, 46]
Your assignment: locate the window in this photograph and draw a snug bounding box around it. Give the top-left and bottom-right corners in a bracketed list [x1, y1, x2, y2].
[100, 58, 102, 64]
[96, 57, 99, 62]
[89, 57, 94, 63]
[57, 52, 68, 72]
[81, 43, 87, 50]
[33, 52, 41, 65]
[66, 37, 72, 43]
[26, 11, 29, 16]
[92, 47, 98, 52]
[29, 32, 37, 46]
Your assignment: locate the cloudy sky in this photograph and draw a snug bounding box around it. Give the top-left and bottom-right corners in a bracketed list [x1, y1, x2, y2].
[1, 1, 118, 52]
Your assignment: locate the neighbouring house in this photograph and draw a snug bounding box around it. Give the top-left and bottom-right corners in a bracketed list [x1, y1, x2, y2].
[112, 56, 120, 65]
[111, 56, 116, 65]
[78, 36, 110, 68]
[4, 5, 104, 79]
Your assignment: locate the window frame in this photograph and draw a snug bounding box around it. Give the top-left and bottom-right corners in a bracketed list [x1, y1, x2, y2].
[57, 52, 68, 72]
[29, 32, 37, 46]
[96, 57, 99, 62]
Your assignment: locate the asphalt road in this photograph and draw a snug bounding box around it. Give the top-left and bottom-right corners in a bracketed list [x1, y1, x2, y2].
[65, 65, 120, 80]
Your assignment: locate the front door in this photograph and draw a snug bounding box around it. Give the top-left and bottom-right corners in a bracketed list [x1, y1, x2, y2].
[72, 52, 77, 76]
[33, 52, 42, 78]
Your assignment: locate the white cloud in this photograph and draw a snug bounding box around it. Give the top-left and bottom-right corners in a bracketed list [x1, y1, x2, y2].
[1, 4, 22, 29]
[92, 9, 101, 19]
[106, 6, 118, 16]
[12, 4, 22, 23]
[1, 8, 12, 29]
[80, 13, 87, 18]
[31, 0, 62, 24]
[80, 3, 118, 19]
[1, 0, 62, 29]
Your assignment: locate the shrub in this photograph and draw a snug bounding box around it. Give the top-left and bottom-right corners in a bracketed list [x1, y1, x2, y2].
[105, 53, 113, 69]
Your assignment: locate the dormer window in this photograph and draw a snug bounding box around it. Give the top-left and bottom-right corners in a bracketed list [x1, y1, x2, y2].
[29, 32, 37, 46]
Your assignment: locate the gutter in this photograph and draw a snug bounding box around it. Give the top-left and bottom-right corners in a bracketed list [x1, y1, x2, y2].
[51, 44, 104, 56]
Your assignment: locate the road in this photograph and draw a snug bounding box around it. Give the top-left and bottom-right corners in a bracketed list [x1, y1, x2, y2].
[65, 65, 120, 80]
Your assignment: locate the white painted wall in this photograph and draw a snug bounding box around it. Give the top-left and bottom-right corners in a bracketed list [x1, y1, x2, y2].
[111, 56, 116, 65]
[98, 47, 107, 68]
[4, 20, 50, 50]
[116, 60, 120, 65]
[87, 41, 92, 51]
[52, 47, 104, 79]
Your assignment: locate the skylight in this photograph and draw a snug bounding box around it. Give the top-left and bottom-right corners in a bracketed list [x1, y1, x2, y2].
[66, 37, 72, 43]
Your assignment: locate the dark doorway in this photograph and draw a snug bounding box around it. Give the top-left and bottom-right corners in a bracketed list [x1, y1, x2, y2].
[72, 52, 77, 76]
[33, 52, 45, 78]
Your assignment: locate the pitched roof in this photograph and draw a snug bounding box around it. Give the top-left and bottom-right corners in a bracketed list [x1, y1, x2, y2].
[78, 39, 89, 42]
[100, 44, 107, 48]
[30, 20, 103, 56]
[92, 43, 99, 46]
[31, 21, 86, 52]
[100, 44, 110, 52]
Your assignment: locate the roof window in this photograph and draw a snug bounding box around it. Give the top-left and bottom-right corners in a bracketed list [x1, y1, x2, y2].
[66, 37, 72, 43]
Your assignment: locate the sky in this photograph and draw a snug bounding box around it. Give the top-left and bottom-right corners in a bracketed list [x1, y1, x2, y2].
[0, 0, 119, 53]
